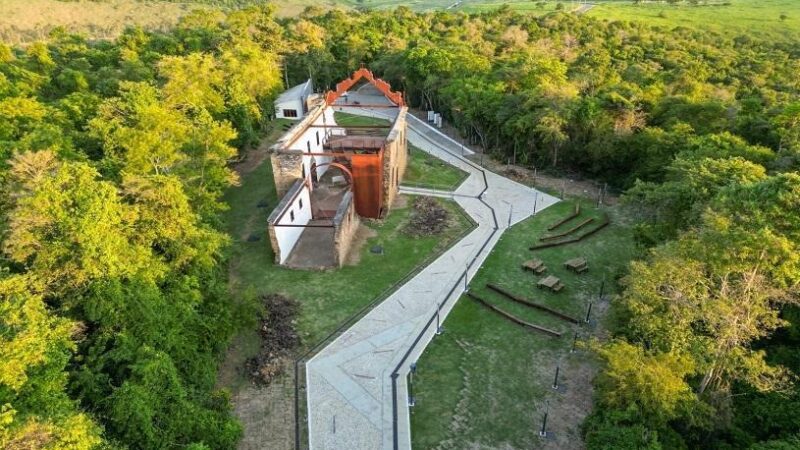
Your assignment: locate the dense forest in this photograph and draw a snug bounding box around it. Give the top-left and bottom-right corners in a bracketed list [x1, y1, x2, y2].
[1, 4, 798, 449]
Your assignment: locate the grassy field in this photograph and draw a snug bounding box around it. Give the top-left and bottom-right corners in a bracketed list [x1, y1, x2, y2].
[333, 110, 391, 127]
[0, 0, 203, 44]
[404, 144, 469, 191]
[343, 0, 798, 41]
[3, 0, 795, 44]
[410, 199, 639, 449]
[588, 0, 800, 42]
[0, 0, 340, 44]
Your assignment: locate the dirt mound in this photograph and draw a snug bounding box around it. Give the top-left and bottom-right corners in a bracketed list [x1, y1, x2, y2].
[246, 294, 300, 385]
[404, 197, 450, 236]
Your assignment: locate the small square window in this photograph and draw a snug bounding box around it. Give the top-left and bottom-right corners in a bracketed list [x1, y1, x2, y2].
[283, 109, 298, 118]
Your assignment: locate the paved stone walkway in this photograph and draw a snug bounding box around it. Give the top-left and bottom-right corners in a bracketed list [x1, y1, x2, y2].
[305, 107, 559, 449]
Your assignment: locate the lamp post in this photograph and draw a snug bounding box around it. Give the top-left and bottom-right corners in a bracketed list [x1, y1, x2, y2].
[539, 401, 549, 437]
[552, 363, 561, 390]
[408, 363, 417, 407]
[435, 302, 443, 335]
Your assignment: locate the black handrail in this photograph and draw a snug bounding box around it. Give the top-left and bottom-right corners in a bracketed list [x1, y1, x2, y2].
[292, 186, 477, 449]
[389, 118, 500, 450]
[293, 109, 511, 450]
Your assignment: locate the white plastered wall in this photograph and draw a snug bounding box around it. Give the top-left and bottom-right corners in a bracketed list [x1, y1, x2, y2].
[288, 108, 339, 185]
[272, 185, 312, 264]
[275, 98, 305, 119]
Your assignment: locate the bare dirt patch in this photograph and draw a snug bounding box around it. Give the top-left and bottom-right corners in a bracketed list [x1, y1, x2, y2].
[232, 141, 272, 178]
[344, 224, 378, 266]
[542, 352, 595, 450]
[404, 197, 451, 237]
[393, 193, 409, 209]
[489, 162, 618, 206]
[232, 368, 295, 450]
[247, 294, 300, 385]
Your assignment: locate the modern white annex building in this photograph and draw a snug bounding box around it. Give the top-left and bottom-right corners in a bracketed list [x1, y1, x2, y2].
[274, 78, 314, 120]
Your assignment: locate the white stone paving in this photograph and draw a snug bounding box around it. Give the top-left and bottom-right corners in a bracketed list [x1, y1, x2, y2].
[306, 106, 559, 450]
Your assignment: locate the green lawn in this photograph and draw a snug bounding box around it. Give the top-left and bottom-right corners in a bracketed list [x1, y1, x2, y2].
[333, 111, 391, 127]
[223, 123, 475, 358]
[337, 0, 798, 42]
[403, 145, 469, 191]
[588, 0, 800, 42]
[410, 199, 639, 449]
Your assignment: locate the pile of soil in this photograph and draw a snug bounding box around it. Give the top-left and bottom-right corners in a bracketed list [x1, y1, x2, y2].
[246, 294, 300, 385]
[404, 197, 450, 236]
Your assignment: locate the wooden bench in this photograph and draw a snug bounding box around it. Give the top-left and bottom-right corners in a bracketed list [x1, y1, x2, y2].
[564, 257, 588, 274]
[522, 259, 547, 274]
[537, 275, 564, 293]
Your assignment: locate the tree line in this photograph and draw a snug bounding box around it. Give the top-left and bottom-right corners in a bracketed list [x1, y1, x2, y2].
[1, 8, 283, 449]
[1, 3, 798, 449]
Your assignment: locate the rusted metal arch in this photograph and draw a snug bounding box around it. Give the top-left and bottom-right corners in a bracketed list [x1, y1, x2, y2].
[311, 161, 354, 185]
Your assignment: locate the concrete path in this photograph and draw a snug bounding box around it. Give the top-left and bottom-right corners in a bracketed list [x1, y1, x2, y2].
[305, 106, 559, 449]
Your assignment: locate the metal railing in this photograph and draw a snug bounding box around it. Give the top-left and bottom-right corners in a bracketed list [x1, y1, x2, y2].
[293, 197, 477, 450]
[292, 107, 505, 450]
[389, 114, 500, 450]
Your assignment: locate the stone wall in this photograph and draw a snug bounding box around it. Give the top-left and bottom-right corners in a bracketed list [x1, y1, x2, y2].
[269, 102, 336, 198]
[381, 107, 409, 213]
[270, 153, 303, 199]
[333, 192, 359, 267]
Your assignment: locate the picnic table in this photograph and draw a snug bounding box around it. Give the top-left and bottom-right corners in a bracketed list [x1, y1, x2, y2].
[564, 257, 589, 274]
[537, 275, 564, 293]
[522, 259, 547, 274]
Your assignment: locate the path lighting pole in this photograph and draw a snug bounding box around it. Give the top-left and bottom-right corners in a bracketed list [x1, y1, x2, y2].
[464, 264, 469, 292]
[599, 276, 606, 301]
[539, 401, 549, 437]
[408, 363, 417, 407]
[435, 303, 443, 335]
[533, 192, 539, 215]
[585, 301, 593, 324]
[552, 363, 561, 390]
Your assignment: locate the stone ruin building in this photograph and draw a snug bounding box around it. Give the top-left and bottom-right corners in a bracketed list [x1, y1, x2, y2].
[267, 69, 409, 268]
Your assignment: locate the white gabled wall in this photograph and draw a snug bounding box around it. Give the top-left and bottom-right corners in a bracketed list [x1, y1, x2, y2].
[276, 98, 305, 119]
[288, 108, 338, 185]
[273, 185, 312, 264]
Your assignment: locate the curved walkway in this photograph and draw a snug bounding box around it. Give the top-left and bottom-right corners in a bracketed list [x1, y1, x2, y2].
[305, 107, 559, 449]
